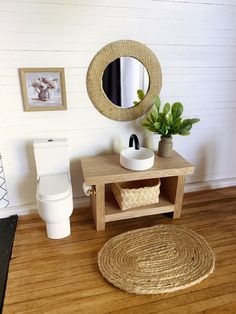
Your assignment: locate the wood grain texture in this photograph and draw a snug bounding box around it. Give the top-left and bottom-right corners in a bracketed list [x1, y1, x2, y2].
[81, 151, 194, 185]
[3, 186, 236, 314]
[92, 183, 105, 231]
[161, 176, 186, 219]
[105, 192, 175, 222]
[82, 152, 193, 229]
[173, 176, 186, 219]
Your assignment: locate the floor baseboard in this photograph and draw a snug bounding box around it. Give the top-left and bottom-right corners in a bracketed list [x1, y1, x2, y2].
[0, 197, 90, 218]
[0, 178, 235, 218]
[185, 177, 236, 193]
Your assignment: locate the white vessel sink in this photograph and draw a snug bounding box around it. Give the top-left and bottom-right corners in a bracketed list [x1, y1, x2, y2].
[120, 147, 155, 171]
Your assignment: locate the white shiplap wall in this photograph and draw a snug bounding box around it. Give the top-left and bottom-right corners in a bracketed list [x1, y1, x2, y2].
[1, 0, 236, 210]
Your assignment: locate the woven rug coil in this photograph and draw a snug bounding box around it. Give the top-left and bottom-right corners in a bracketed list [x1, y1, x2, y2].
[98, 224, 215, 294]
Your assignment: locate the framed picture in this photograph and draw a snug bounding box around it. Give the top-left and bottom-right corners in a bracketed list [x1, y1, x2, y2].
[19, 68, 67, 111]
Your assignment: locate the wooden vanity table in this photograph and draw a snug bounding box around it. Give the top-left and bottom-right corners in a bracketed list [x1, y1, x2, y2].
[81, 151, 194, 231]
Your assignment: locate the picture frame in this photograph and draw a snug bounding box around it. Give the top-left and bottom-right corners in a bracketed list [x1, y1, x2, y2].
[19, 68, 67, 111]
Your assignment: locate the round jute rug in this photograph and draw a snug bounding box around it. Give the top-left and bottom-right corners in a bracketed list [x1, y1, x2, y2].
[98, 225, 215, 294]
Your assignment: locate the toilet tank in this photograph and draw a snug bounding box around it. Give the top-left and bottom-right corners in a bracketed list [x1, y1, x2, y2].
[33, 138, 70, 177]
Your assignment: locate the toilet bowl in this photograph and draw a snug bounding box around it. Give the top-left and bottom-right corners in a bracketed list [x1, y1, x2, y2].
[37, 173, 73, 239]
[33, 139, 73, 239]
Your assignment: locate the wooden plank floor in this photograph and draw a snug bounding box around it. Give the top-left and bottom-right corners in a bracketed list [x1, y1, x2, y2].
[3, 187, 236, 314]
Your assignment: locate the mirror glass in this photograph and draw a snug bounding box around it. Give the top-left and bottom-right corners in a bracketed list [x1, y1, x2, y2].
[102, 57, 149, 108]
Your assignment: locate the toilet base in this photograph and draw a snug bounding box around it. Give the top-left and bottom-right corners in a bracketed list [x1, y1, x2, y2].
[46, 219, 71, 239]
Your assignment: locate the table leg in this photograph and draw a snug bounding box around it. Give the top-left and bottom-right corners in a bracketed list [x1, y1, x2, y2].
[173, 176, 185, 219]
[91, 183, 105, 231]
[161, 175, 185, 219]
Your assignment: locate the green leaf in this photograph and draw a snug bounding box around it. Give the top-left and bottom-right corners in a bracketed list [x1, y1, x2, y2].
[164, 116, 171, 127]
[160, 122, 168, 136]
[174, 117, 182, 126]
[171, 102, 183, 120]
[141, 122, 151, 128]
[141, 96, 200, 137]
[190, 118, 200, 124]
[133, 101, 139, 106]
[171, 117, 182, 133]
[137, 89, 145, 100]
[179, 129, 191, 136]
[148, 115, 154, 124]
[148, 126, 157, 132]
[163, 103, 170, 116]
[153, 95, 161, 112]
[151, 110, 158, 119]
[145, 117, 153, 124]
[186, 124, 192, 131]
[180, 119, 192, 129]
[163, 115, 172, 128]
[149, 112, 157, 123]
[157, 112, 163, 120]
[153, 122, 161, 129]
[166, 113, 173, 125]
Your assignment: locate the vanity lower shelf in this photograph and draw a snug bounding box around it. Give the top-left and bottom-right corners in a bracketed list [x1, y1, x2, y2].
[105, 190, 175, 222]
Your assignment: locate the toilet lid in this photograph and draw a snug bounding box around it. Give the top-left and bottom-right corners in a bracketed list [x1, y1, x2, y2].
[38, 174, 70, 201]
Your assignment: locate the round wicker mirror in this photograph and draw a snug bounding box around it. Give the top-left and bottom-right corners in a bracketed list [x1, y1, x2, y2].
[86, 40, 162, 121]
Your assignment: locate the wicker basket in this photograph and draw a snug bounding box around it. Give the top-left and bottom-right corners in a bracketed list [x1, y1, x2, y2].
[111, 179, 161, 211]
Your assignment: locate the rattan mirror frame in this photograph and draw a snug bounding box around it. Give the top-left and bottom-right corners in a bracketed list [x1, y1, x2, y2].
[86, 40, 162, 121]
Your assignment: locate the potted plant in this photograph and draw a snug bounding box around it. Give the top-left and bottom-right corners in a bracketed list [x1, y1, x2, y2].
[141, 96, 200, 158]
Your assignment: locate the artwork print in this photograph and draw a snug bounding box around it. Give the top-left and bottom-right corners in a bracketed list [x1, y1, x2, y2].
[19, 68, 67, 111]
[26, 72, 62, 106]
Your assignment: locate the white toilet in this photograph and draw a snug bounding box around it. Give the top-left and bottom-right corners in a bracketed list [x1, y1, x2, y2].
[33, 138, 73, 239]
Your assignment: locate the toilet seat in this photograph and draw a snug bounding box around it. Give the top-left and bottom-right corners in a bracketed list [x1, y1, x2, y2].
[38, 174, 71, 201]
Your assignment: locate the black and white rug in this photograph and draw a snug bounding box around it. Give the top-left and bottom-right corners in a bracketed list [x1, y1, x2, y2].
[0, 215, 18, 312]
